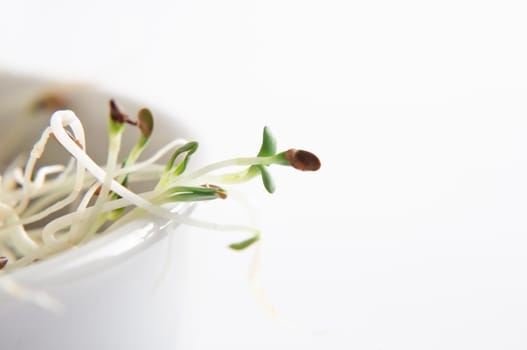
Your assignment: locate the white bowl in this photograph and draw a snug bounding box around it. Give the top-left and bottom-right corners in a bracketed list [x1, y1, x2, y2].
[0, 71, 194, 349]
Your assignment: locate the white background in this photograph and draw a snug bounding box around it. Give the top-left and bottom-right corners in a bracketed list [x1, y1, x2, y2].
[2, 1, 527, 348]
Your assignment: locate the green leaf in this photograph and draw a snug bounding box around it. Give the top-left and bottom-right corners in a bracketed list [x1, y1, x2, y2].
[137, 108, 154, 138]
[257, 126, 277, 157]
[164, 185, 226, 202]
[167, 193, 217, 202]
[258, 165, 275, 193]
[250, 127, 278, 193]
[229, 234, 260, 250]
[165, 141, 199, 176]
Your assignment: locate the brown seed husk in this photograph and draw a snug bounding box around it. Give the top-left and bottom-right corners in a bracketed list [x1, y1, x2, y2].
[0, 256, 8, 270]
[285, 149, 321, 171]
[110, 100, 137, 126]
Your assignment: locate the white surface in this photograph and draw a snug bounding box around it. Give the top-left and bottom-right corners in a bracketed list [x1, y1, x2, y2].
[2, 1, 527, 348]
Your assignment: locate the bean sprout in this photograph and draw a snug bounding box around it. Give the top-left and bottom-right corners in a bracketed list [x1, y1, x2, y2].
[0, 98, 321, 310]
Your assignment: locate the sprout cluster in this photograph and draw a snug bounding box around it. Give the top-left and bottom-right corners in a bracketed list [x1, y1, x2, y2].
[0, 100, 320, 273]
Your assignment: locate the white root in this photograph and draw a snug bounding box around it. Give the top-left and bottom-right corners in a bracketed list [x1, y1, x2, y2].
[0, 202, 38, 256]
[15, 111, 87, 226]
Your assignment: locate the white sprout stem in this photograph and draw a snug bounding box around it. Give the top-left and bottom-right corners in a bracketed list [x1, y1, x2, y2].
[1, 170, 75, 205]
[111, 135, 149, 190]
[0, 156, 24, 195]
[11, 168, 24, 187]
[115, 138, 188, 176]
[76, 183, 101, 213]
[49, 112, 129, 202]
[15, 111, 87, 226]
[22, 187, 75, 217]
[2, 141, 177, 204]
[41, 188, 162, 249]
[32, 165, 66, 188]
[173, 156, 276, 185]
[119, 165, 165, 181]
[0, 242, 13, 262]
[57, 156, 76, 180]
[42, 183, 99, 245]
[3, 164, 163, 205]
[123, 137, 148, 169]
[191, 168, 258, 186]
[73, 128, 122, 243]
[15, 126, 53, 213]
[12, 165, 67, 201]
[0, 202, 38, 256]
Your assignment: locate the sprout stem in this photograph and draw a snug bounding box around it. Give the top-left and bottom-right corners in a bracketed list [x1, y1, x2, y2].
[174, 155, 284, 185]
